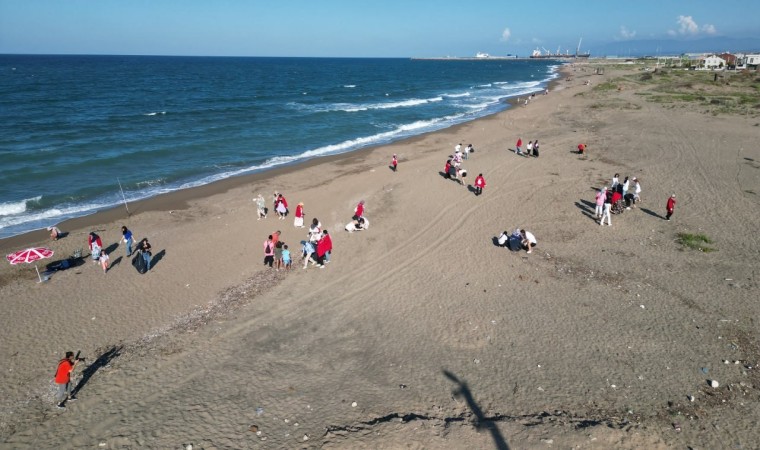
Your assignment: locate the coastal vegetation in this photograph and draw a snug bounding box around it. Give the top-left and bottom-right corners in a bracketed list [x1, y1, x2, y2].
[586, 64, 760, 117]
[677, 232, 716, 252]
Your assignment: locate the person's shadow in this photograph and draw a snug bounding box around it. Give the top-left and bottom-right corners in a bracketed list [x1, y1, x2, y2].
[388, 165, 396, 172]
[150, 249, 167, 269]
[467, 185, 478, 195]
[70, 345, 123, 400]
[640, 208, 664, 219]
[574, 201, 597, 221]
[443, 370, 511, 450]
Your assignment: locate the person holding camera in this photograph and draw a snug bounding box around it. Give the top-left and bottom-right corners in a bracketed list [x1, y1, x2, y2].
[54, 351, 82, 409]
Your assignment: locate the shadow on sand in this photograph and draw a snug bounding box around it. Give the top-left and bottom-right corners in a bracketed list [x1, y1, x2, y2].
[443, 369, 511, 450]
[70, 345, 124, 400]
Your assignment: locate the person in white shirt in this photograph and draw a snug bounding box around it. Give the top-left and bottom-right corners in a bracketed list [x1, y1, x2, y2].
[611, 173, 619, 189]
[520, 229, 537, 254]
[632, 178, 642, 205]
[526, 141, 533, 156]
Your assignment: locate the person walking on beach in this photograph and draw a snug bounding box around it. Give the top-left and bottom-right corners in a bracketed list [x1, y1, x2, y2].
[294, 202, 305, 228]
[526, 140, 533, 156]
[99, 249, 110, 274]
[391, 154, 398, 172]
[353, 200, 365, 221]
[632, 178, 642, 206]
[121, 225, 135, 257]
[139, 238, 152, 271]
[622, 176, 630, 199]
[274, 241, 283, 270]
[666, 194, 676, 221]
[532, 140, 540, 157]
[263, 235, 275, 268]
[515, 138, 523, 155]
[255, 194, 267, 220]
[474, 173, 486, 196]
[595, 187, 607, 219]
[464, 144, 473, 160]
[54, 351, 82, 409]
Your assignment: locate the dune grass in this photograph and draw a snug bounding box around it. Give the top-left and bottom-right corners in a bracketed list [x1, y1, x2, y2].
[677, 232, 717, 252]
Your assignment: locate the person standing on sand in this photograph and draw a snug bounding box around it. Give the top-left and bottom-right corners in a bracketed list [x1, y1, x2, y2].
[391, 154, 398, 172]
[600, 194, 612, 226]
[274, 240, 283, 270]
[577, 143, 586, 154]
[611, 173, 620, 190]
[474, 173, 486, 196]
[139, 238, 152, 271]
[595, 187, 607, 218]
[54, 351, 81, 409]
[315, 230, 332, 268]
[294, 202, 305, 228]
[121, 225, 135, 257]
[526, 140, 533, 156]
[88, 232, 102, 261]
[632, 178, 642, 206]
[532, 140, 540, 157]
[309, 218, 321, 243]
[353, 200, 365, 221]
[464, 144, 473, 160]
[666, 194, 676, 221]
[455, 142, 461, 154]
[255, 194, 267, 220]
[515, 138, 523, 155]
[263, 235, 275, 267]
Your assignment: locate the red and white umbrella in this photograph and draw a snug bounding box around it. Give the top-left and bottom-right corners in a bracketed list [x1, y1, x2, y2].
[6, 247, 55, 282]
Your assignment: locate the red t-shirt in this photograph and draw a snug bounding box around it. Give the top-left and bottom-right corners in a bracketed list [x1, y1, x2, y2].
[355, 203, 364, 217]
[55, 359, 74, 384]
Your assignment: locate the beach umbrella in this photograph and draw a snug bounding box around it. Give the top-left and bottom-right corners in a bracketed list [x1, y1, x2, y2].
[6, 247, 55, 283]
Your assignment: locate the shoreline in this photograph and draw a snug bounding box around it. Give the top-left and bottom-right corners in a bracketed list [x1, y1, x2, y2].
[0, 74, 557, 253]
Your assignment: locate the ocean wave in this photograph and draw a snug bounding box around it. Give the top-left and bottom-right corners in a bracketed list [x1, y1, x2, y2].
[343, 85, 356, 88]
[305, 96, 444, 113]
[144, 111, 167, 116]
[443, 92, 470, 98]
[475, 83, 492, 88]
[0, 196, 41, 217]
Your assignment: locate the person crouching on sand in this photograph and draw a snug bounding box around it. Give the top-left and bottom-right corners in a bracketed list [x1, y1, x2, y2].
[520, 229, 537, 254]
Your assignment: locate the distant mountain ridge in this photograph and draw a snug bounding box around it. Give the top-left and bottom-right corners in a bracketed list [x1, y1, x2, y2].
[590, 36, 760, 57]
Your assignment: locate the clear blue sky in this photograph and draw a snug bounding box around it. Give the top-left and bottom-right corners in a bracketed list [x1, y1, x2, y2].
[1, 0, 758, 57]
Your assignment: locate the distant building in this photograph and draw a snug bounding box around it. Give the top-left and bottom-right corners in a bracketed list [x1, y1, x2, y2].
[700, 55, 727, 70]
[718, 53, 737, 68]
[737, 53, 760, 69]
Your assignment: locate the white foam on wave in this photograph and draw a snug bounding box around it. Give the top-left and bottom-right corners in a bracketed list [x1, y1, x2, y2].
[0, 196, 41, 217]
[144, 111, 167, 116]
[444, 92, 470, 98]
[304, 96, 444, 113]
[343, 85, 356, 88]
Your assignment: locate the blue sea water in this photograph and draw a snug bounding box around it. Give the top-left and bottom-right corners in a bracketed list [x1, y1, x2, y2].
[0, 55, 559, 238]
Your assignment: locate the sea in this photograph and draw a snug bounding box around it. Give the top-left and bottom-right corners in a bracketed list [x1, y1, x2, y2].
[0, 55, 559, 239]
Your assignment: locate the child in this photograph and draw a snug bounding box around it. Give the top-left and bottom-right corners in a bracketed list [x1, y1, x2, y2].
[391, 154, 398, 172]
[99, 249, 110, 273]
[282, 244, 291, 270]
[666, 194, 676, 221]
[274, 241, 283, 270]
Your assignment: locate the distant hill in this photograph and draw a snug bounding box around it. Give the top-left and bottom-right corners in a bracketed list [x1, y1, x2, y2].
[589, 36, 760, 57]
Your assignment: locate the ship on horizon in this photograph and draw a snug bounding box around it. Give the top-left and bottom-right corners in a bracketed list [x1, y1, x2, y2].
[530, 38, 590, 59]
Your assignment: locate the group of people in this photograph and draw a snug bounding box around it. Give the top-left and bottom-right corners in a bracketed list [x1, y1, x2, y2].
[255, 192, 306, 228]
[498, 228, 538, 254]
[85, 227, 152, 273]
[595, 173, 644, 226]
[443, 142, 477, 185]
[515, 138, 540, 157]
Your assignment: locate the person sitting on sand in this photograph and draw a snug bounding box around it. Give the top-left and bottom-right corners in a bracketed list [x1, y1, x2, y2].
[48, 226, 61, 241]
[520, 229, 537, 254]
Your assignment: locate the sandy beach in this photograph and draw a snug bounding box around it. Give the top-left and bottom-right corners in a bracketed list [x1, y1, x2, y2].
[2, 62, 759, 449]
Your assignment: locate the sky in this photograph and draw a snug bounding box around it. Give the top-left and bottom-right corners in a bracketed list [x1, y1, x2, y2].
[1, 0, 759, 57]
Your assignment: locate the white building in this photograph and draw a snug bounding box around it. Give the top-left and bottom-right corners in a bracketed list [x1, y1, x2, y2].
[737, 53, 760, 69]
[701, 55, 727, 70]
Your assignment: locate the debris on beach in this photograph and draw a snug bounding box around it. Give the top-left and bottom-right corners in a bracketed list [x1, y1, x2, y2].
[709, 380, 720, 388]
[351, 401, 357, 407]
[249, 424, 258, 433]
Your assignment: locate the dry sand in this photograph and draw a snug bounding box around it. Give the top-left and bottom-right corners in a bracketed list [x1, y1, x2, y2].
[1, 63, 759, 449]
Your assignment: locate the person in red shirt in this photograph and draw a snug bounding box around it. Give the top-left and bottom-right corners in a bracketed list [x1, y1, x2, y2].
[474, 173, 486, 196]
[294, 202, 305, 228]
[578, 143, 586, 154]
[391, 154, 398, 172]
[515, 138, 523, 155]
[352, 200, 365, 221]
[666, 194, 676, 221]
[444, 160, 452, 179]
[316, 230, 333, 268]
[55, 351, 81, 408]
